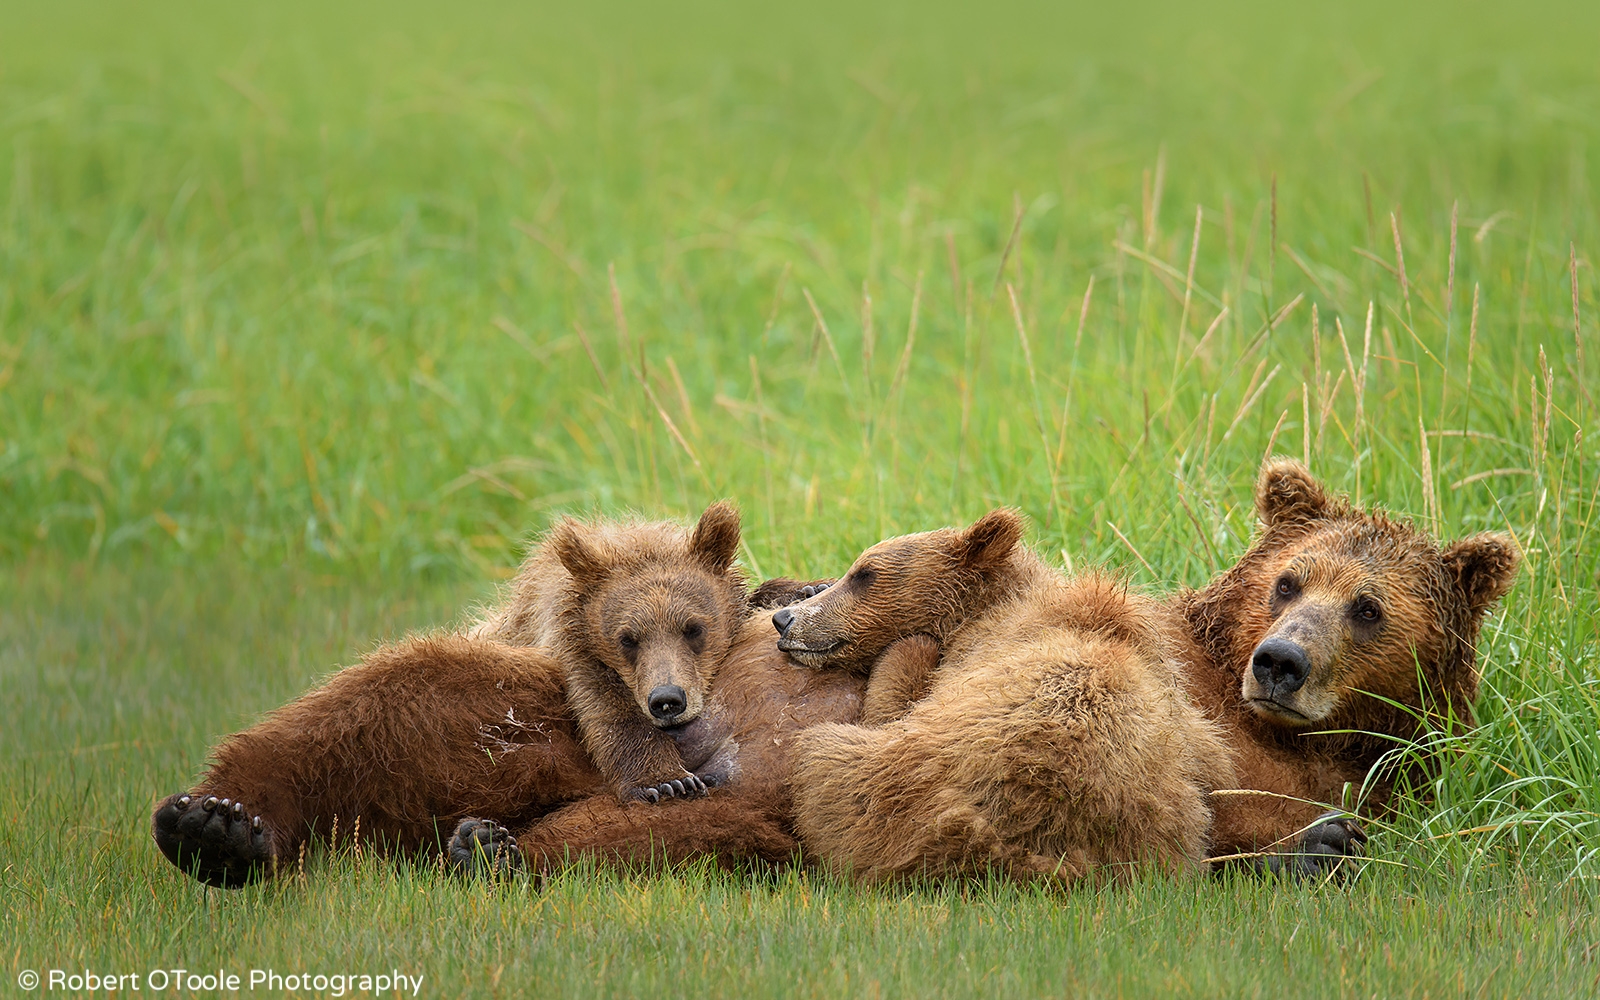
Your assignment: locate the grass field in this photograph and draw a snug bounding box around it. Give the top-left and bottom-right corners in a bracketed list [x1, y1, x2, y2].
[4, 0, 1600, 995]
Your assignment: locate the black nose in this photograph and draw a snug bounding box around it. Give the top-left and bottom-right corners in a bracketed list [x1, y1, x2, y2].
[1251, 637, 1310, 693]
[648, 685, 687, 721]
[772, 608, 794, 636]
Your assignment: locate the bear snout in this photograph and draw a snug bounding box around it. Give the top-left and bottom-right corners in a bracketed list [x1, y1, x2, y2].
[1251, 637, 1310, 694]
[772, 607, 794, 636]
[648, 684, 689, 722]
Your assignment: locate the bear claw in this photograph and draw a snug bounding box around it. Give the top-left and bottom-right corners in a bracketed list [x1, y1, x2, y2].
[632, 773, 710, 804]
[152, 791, 276, 889]
[1270, 812, 1368, 881]
[447, 818, 525, 881]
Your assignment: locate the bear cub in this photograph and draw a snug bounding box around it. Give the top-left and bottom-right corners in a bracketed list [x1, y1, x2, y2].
[472, 502, 747, 803]
[776, 510, 1233, 883]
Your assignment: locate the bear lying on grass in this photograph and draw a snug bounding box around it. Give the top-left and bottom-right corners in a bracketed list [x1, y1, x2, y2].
[152, 505, 864, 887]
[774, 510, 1235, 883]
[1176, 460, 1519, 873]
[776, 461, 1519, 880]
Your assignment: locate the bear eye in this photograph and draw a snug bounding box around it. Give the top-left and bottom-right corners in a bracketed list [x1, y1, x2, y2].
[1274, 576, 1297, 599]
[1353, 600, 1383, 624]
[850, 566, 875, 587]
[617, 632, 639, 652]
[682, 622, 704, 643]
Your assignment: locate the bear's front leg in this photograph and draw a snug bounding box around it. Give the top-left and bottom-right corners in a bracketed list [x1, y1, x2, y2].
[565, 664, 719, 804]
[861, 634, 941, 726]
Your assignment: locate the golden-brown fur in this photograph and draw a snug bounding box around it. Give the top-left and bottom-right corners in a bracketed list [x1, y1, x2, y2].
[1171, 460, 1520, 864]
[474, 502, 749, 802]
[151, 512, 866, 888]
[778, 512, 1234, 883]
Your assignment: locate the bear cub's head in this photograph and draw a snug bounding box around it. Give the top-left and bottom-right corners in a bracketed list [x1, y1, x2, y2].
[1236, 460, 1519, 729]
[553, 502, 746, 728]
[771, 508, 1024, 672]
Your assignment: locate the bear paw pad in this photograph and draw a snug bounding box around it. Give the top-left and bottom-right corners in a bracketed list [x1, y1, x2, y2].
[1278, 812, 1368, 881]
[447, 818, 525, 881]
[152, 792, 276, 889]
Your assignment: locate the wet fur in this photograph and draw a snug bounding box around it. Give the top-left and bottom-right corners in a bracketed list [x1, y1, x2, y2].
[1173, 460, 1519, 861]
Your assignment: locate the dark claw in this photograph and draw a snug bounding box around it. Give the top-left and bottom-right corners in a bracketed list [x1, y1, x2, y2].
[232, 802, 245, 819]
[178, 795, 191, 809]
[202, 796, 219, 812]
[669, 779, 686, 797]
[252, 815, 263, 832]
[219, 798, 231, 810]
[642, 787, 660, 803]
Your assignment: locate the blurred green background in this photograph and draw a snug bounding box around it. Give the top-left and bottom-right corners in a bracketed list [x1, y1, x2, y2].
[3, 1, 1598, 995]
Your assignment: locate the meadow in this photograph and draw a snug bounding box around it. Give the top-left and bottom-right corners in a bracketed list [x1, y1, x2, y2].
[3, 0, 1599, 995]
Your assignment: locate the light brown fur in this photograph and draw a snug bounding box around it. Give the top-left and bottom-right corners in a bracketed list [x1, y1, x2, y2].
[778, 512, 1234, 883]
[474, 502, 748, 802]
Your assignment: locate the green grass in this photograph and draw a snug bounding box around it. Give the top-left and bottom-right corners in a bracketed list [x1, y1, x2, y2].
[4, 0, 1599, 995]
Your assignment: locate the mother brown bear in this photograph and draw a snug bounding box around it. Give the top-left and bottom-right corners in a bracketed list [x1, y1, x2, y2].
[775, 460, 1518, 879]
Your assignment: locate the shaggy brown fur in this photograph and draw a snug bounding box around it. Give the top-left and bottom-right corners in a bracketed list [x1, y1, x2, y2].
[152, 509, 867, 888]
[500, 615, 866, 873]
[777, 511, 1234, 883]
[151, 635, 602, 888]
[1173, 460, 1519, 871]
[473, 502, 748, 803]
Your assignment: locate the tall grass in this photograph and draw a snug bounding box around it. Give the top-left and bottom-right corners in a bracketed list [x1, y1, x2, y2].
[3, 0, 1599, 992]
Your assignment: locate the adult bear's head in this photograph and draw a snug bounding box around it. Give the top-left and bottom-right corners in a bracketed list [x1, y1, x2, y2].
[1192, 459, 1519, 734]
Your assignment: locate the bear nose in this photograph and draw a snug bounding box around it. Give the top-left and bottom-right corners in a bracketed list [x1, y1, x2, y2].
[771, 608, 794, 636]
[648, 684, 688, 721]
[1252, 637, 1310, 693]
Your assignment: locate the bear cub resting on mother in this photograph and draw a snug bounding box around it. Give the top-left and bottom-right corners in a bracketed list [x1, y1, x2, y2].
[776, 460, 1519, 881]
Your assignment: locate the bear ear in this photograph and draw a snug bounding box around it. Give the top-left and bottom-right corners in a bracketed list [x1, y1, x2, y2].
[1442, 532, 1520, 617]
[551, 518, 609, 585]
[957, 508, 1024, 570]
[688, 501, 742, 575]
[1256, 458, 1333, 529]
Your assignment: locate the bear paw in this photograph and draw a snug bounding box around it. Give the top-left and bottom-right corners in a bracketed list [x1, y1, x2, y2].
[447, 818, 526, 880]
[748, 578, 834, 610]
[630, 773, 709, 804]
[1272, 812, 1368, 881]
[152, 792, 276, 889]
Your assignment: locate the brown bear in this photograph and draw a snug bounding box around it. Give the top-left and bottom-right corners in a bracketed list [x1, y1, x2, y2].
[464, 611, 866, 877]
[1171, 459, 1519, 875]
[151, 507, 866, 887]
[470, 502, 748, 803]
[773, 510, 1236, 883]
[150, 634, 602, 888]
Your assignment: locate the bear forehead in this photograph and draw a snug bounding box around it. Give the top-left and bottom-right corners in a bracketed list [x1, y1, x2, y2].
[859, 528, 957, 564]
[1274, 522, 1444, 597]
[594, 571, 726, 625]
